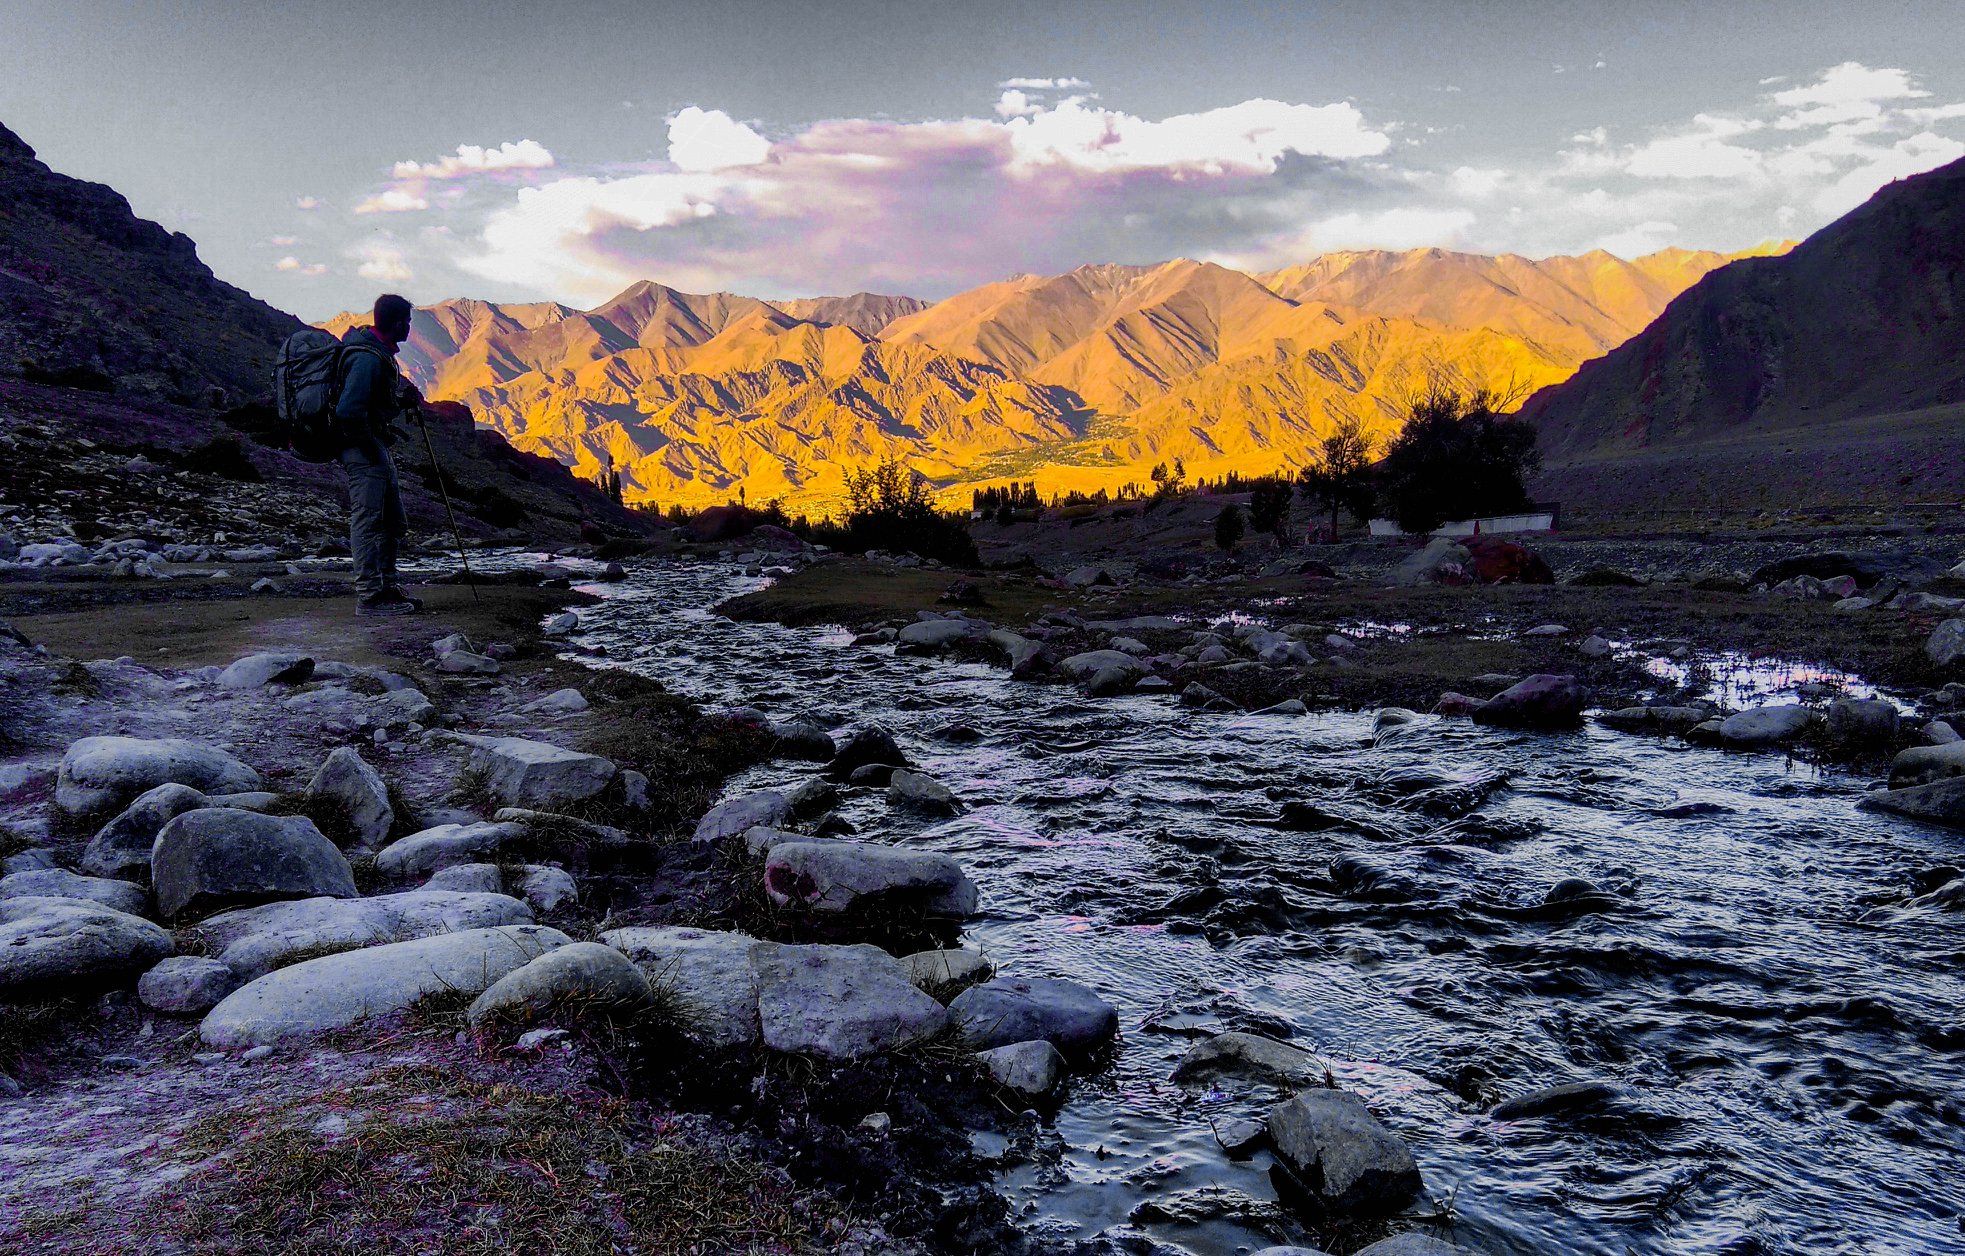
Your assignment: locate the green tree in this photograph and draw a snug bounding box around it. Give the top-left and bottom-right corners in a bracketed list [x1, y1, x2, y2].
[1248, 477, 1294, 541]
[1374, 384, 1539, 533]
[1299, 415, 1376, 535]
[1214, 502, 1245, 550]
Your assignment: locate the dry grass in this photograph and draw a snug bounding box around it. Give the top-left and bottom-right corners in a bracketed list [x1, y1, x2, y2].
[132, 1065, 852, 1255]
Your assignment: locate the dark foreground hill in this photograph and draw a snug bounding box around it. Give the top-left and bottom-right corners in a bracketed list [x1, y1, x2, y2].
[0, 123, 644, 540]
[1521, 155, 1965, 522]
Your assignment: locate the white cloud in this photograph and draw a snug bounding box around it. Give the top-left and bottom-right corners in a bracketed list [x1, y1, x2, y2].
[354, 188, 429, 214]
[1003, 96, 1390, 173]
[1596, 220, 1679, 256]
[294, 196, 322, 210]
[391, 139, 555, 180]
[995, 89, 1042, 119]
[1771, 61, 1927, 129]
[269, 234, 297, 246]
[274, 255, 300, 270]
[275, 255, 328, 276]
[1812, 129, 1965, 215]
[1000, 77, 1089, 90]
[1300, 207, 1477, 252]
[352, 239, 414, 283]
[667, 107, 772, 172]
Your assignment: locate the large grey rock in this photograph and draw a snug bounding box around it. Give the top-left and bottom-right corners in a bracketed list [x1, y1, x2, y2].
[371, 687, 438, 728]
[138, 955, 239, 1014]
[1472, 675, 1588, 729]
[0, 897, 173, 995]
[201, 924, 572, 1047]
[1825, 697, 1899, 747]
[1173, 1031, 1323, 1088]
[374, 822, 523, 877]
[1927, 618, 1965, 669]
[601, 925, 761, 1047]
[459, 736, 616, 808]
[763, 840, 979, 918]
[1717, 705, 1819, 749]
[752, 942, 947, 1059]
[56, 736, 259, 819]
[193, 890, 536, 979]
[424, 862, 503, 894]
[977, 1039, 1066, 1098]
[1490, 1078, 1628, 1120]
[1059, 650, 1145, 696]
[947, 976, 1118, 1057]
[152, 809, 357, 921]
[1390, 537, 1469, 587]
[216, 652, 314, 690]
[466, 941, 652, 1028]
[305, 747, 394, 848]
[888, 769, 960, 815]
[518, 864, 578, 914]
[827, 727, 910, 780]
[1860, 776, 1965, 829]
[0, 868, 147, 916]
[694, 789, 793, 843]
[1265, 1089, 1423, 1213]
[896, 619, 982, 652]
[1353, 1237, 1465, 1256]
[986, 629, 1047, 677]
[1888, 741, 1965, 788]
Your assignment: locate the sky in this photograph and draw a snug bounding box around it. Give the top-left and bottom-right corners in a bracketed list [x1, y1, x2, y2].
[4, 0, 1962, 320]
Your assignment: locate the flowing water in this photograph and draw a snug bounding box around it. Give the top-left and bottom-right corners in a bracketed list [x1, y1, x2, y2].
[566, 558, 1965, 1256]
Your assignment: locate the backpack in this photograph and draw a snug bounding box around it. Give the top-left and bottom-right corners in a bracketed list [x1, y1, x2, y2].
[270, 330, 382, 462]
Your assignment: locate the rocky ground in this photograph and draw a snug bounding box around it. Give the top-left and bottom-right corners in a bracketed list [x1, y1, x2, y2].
[7, 492, 1965, 1256]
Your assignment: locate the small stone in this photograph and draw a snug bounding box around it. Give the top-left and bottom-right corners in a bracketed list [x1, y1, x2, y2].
[977, 1039, 1067, 1098]
[138, 956, 240, 1015]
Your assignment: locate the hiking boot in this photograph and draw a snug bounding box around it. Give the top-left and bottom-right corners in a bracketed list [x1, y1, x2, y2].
[384, 587, 425, 611]
[358, 592, 420, 618]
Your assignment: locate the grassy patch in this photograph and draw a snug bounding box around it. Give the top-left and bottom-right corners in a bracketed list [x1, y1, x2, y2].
[575, 670, 773, 839]
[0, 997, 87, 1075]
[145, 1066, 851, 1255]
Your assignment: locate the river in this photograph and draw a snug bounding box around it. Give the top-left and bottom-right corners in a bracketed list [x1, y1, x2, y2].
[563, 557, 1965, 1256]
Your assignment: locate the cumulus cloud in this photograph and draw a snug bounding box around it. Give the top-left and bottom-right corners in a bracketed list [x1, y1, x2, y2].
[667, 107, 772, 172]
[457, 90, 1397, 300]
[269, 234, 297, 246]
[294, 195, 322, 210]
[1000, 77, 1090, 90]
[352, 239, 413, 283]
[391, 139, 555, 180]
[354, 188, 429, 214]
[275, 255, 328, 276]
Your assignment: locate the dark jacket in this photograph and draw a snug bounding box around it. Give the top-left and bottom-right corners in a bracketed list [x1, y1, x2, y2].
[334, 326, 403, 447]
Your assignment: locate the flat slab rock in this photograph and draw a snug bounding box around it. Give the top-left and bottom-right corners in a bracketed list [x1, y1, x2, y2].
[374, 822, 524, 877]
[601, 925, 762, 1048]
[751, 942, 948, 1059]
[192, 890, 536, 980]
[201, 924, 574, 1047]
[0, 868, 148, 917]
[763, 838, 979, 917]
[458, 735, 616, 808]
[55, 736, 260, 818]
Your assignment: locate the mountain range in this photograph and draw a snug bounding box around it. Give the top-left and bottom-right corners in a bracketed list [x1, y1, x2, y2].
[329, 245, 1786, 512]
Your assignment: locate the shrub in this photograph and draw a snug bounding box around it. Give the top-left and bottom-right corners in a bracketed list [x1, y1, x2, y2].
[1214, 502, 1245, 550]
[815, 458, 979, 567]
[1248, 477, 1294, 541]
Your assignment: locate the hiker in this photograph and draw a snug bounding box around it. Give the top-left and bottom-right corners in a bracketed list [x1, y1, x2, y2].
[335, 293, 422, 617]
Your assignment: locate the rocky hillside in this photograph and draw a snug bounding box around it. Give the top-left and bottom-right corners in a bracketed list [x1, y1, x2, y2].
[1521, 156, 1965, 462]
[344, 247, 1767, 513]
[0, 122, 644, 541]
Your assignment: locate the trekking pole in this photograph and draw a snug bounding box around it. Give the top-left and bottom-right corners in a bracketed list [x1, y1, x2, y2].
[411, 405, 480, 603]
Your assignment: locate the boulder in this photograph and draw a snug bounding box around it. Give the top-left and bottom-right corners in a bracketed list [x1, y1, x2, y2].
[764, 839, 978, 918]
[901, 948, 992, 997]
[694, 789, 793, 843]
[947, 976, 1118, 1058]
[138, 955, 239, 1015]
[1859, 776, 1965, 829]
[827, 727, 910, 780]
[1355, 1239, 1464, 1256]
[371, 688, 437, 728]
[751, 942, 948, 1060]
[1265, 1089, 1423, 1214]
[424, 863, 503, 894]
[768, 719, 836, 760]
[987, 629, 1047, 677]
[888, 769, 960, 815]
[977, 1039, 1067, 1098]
[897, 619, 982, 652]
[374, 822, 523, 877]
[56, 736, 259, 819]
[1596, 705, 1711, 735]
[1716, 705, 1818, 749]
[1461, 536, 1553, 585]
[1472, 675, 1588, 729]
[437, 650, 501, 675]
[600, 925, 761, 1048]
[1928, 619, 1965, 670]
[1824, 698, 1900, 747]
[466, 941, 652, 1028]
[305, 747, 394, 848]
[0, 897, 173, 995]
[0, 868, 147, 915]
[459, 736, 616, 808]
[1889, 741, 1965, 788]
[201, 924, 573, 1047]
[193, 890, 535, 980]
[519, 864, 578, 914]
[1389, 538, 1470, 587]
[1066, 565, 1115, 587]
[152, 809, 357, 921]
[524, 688, 590, 715]
[1173, 1032, 1324, 1088]
[1490, 1078, 1628, 1120]
[215, 652, 314, 690]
